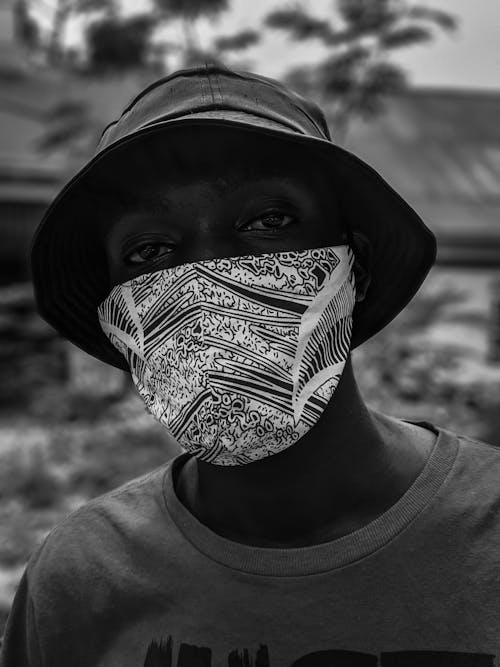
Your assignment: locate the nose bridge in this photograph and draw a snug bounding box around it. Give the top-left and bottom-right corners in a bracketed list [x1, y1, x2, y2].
[181, 216, 240, 265]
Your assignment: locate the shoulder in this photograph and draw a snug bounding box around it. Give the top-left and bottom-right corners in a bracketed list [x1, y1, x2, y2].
[452, 428, 500, 481]
[379, 411, 500, 510]
[26, 460, 174, 587]
[390, 411, 500, 471]
[425, 424, 500, 526]
[417, 418, 500, 485]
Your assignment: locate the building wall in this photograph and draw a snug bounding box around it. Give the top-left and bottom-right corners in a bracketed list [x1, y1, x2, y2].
[0, 201, 48, 284]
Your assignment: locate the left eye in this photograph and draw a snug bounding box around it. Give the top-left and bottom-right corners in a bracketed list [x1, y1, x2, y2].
[241, 212, 295, 231]
[125, 243, 173, 265]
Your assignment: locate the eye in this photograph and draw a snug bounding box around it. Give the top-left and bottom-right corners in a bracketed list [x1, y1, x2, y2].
[240, 211, 296, 232]
[124, 242, 173, 265]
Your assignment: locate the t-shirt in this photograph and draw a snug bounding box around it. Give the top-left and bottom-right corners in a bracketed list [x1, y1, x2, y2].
[1, 419, 500, 667]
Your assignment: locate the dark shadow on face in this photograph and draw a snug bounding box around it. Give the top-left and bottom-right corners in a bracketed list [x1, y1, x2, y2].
[86, 125, 347, 288]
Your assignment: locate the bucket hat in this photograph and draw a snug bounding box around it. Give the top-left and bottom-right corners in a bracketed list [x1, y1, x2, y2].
[30, 63, 436, 371]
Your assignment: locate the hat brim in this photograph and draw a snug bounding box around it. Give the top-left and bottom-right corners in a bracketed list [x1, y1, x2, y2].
[30, 112, 437, 371]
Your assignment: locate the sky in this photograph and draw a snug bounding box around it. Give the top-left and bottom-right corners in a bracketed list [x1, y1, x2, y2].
[37, 0, 500, 90]
[189, 0, 500, 90]
[385, 0, 500, 89]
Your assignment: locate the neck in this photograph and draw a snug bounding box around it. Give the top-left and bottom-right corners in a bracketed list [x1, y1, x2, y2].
[175, 356, 434, 547]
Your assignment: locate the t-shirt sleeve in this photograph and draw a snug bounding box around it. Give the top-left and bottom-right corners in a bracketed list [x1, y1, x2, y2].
[0, 566, 43, 667]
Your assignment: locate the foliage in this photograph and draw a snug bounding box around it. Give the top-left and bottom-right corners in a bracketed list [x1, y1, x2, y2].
[264, 0, 456, 139]
[264, 8, 334, 42]
[0, 443, 64, 511]
[352, 286, 500, 445]
[85, 14, 156, 72]
[0, 284, 66, 411]
[13, 0, 40, 51]
[0, 504, 42, 567]
[24, 0, 456, 157]
[22, 0, 252, 73]
[23, 0, 263, 156]
[214, 29, 260, 52]
[153, 0, 229, 20]
[41, 0, 117, 67]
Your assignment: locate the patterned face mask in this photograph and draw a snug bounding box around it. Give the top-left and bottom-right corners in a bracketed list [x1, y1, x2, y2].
[97, 245, 356, 465]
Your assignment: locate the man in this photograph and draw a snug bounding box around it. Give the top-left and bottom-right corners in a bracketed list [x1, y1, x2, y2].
[2, 64, 500, 666]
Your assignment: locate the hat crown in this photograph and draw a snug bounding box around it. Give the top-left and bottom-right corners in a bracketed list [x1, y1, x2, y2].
[98, 64, 333, 153]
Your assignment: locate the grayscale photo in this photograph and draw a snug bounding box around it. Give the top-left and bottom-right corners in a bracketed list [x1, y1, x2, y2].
[0, 0, 499, 665]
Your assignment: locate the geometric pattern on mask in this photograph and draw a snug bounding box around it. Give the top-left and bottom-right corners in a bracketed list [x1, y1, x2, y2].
[97, 245, 356, 465]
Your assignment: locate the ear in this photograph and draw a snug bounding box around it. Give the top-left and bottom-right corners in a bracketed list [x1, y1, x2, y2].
[350, 231, 372, 303]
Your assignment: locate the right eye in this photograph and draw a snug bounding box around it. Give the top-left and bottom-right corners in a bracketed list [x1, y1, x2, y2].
[124, 242, 173, 265]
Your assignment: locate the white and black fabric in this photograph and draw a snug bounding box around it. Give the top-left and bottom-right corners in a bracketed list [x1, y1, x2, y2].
[97, 245, 356, 465]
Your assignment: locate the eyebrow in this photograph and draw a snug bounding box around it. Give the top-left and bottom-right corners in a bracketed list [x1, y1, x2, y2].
[90, 166, 322, 238]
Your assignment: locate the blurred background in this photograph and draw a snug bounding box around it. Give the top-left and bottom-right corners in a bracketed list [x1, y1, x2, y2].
[1, 0, 500, 636]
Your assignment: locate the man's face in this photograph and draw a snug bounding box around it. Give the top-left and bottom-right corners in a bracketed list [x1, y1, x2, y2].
[93, 126, 346, 288]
